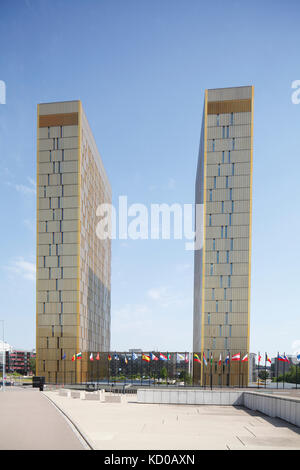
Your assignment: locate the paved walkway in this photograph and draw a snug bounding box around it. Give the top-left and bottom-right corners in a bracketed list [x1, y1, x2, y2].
[0, 388, 85, 450]
[44, 391, 300, 450]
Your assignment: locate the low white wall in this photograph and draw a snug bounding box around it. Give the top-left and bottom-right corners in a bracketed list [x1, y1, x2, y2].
[137, 389, 300, 428]
[137, 389, 243, 406]
[243, 392, 300, 427]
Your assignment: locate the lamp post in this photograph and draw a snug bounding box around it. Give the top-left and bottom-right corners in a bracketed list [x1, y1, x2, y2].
[0, 320, 5, 392]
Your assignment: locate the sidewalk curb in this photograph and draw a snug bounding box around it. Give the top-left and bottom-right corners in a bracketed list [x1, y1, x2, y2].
[42, 392, 94, 450]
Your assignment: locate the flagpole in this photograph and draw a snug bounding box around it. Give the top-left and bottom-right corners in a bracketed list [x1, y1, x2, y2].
[265, 353, 267, 389]
[283, 352, 285, 389]
[276, 352, 279, 389]
[239, 352, 241, 388]
[258, 351, 260, 389]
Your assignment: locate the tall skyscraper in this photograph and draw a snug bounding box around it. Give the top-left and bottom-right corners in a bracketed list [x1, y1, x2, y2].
[36, 101, 111, 384]
[193, 86, 253, 386]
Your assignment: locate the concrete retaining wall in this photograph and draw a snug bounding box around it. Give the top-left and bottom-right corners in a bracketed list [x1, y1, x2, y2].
[137, 389, 300, 427]
[137, 389, 243, 406]
[243, 392, 300, 427]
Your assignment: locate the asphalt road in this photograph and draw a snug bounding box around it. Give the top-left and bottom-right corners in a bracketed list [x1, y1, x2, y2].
[0, 388, 85, 450]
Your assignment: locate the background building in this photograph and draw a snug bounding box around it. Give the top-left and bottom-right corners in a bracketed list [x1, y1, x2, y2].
[193, 86, 254, 386]
[5, 350, 35, 375]
[36, 100, 111, 384]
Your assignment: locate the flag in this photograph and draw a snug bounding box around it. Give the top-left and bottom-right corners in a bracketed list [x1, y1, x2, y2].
[266, 354, 271, 364]
[159, 353, 168, 361]
[108, 354, 112, 361]
[150, 353, 158, 361]
[203, 353, 207, 366]
[210, 354, 213, 366]
[62, 353, 66, 360]
[114, 354, 119, 360]
[284, 355, 290, 363]
[132, 352, 138, 361]
[225, 355, 229, 365]
[142, 354, 150, 362]
[185, 353, 189, 363]
[278, 354, 288, 362]
[242, 354, 248, 362]
[72, 354, 75, 361]
[96, 353, 100, 361]
[177, 353, 185, 361]
[193, 353, 201, 363]
[89, 353, 93, 361]
[76, 352, 82, 359]
[124, 355, 128, 365]
[218, 353, 222, 366]
[231, 353, 240, 361]
[258, 354, 262, 363]
[297, 353, 300, 362]
[167, 353, 171, 361]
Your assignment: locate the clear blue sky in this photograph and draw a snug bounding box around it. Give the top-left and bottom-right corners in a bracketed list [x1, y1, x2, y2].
[0, 0, 299, 357]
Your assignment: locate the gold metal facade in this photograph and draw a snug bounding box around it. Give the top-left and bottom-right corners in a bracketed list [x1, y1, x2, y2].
[193, 87, 254, 386]
[36, 101, 111, 384]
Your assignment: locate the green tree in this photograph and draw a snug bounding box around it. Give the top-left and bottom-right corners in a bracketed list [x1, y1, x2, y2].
[258, 370, 269, 380]
[29, 357, 36, 375]
[160, 366, 167, 380]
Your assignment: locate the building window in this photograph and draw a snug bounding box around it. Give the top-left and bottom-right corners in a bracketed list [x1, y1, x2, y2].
[230, 238, 233, 250]
[47, 127, 50, 138]
[230, 300, 232, 312]
[229, 213, 232, 226]
[226, 126, 229, 138]
[230, 188, 232, 200]
[220, 275, 223, 288]
[225, 225, 227, 239]
[222, 151, 225, 163]
[210, 264, 213, 276]
[217, 251, 220, 264]
[213, 238, 215, 250]
[229, 325, 232, 337]
[232, 201, 234, 212]
[226, 251, 229, 263]
[209, 189, 212, 201]
[209, 214, 212, 226]
[222, 126, 225, 139]
[225, 338, 228, 349]
[222, 201, 224, 213]
[224, 288, 227, 300]
[230, 113, 234, 125]
[226, 176, 228, 188]
[225, 313, 229, 325]
[207, 313, 211, 325]
[52, 325, 54, 337]
[212, 288, 215, 300]
[232, 138, 235, 150]
[228, 275, 231, 287]
[213, 337, 216, 349]
[219, 325, 222, 336]
[230, 263, 233, 275]
[232, 163, 235, 175]
[216, 300, 218, 313]
[228, 150, 231, 163]
[212, 139, 215, 151]
[218, 164, 220, 176]
[216, 114, 220, 126]
[221, 226, 223, 239]
[214, 176, 216, 189]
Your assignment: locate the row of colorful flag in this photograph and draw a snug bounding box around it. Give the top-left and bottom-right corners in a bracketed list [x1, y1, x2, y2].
[193, 352, 248, 366]
[65, 352, 295, 364]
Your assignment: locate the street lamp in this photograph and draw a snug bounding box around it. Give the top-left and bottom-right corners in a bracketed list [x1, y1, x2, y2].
[0, 320, 5, 391]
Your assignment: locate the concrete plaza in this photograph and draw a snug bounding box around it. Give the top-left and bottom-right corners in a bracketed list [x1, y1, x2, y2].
[44, 390, 300, 450]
